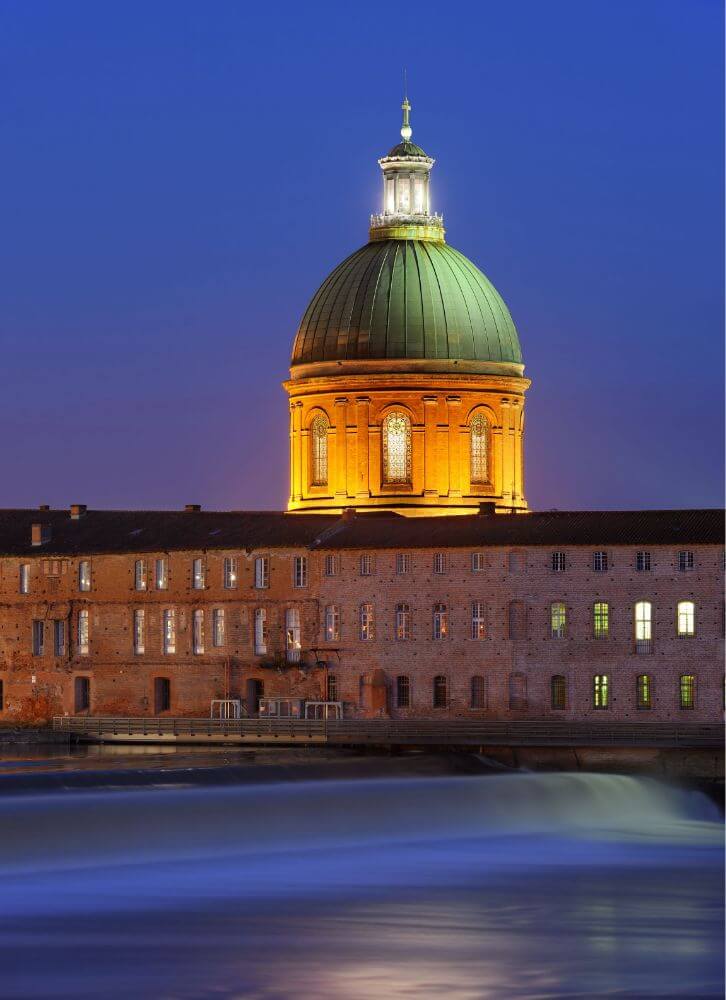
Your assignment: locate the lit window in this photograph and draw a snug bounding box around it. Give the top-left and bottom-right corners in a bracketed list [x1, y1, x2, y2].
[310, 414, 329, 486]
[155, 558, 168, 590]
[396, 553, 410, 574]
[472, 552, 486, 572]
[360, 554, 374, 577]
[433, 552, 446, 574]
[395, 603, 410, 641]
[550, 602, 566, 639]
[19, 563, 30, 594]
[634, 601, 652, 653]
[359, 603, 374, 641]
[255, 556, 270, 589]
[396, 675, 410, 708]
[324, 605, 340, 642]
[223, 557, 238, 589]
[133, 609, 145, 654]
[677, 551, 694, 572]
[53, 620, 66, 657]
[285, 608, 301, 662]
[636, 674, 651, 710]
[593, 602, 609, 639]
[552, 552, 566, 572]
[676, 600, 695, 637]
[192, 609, 205, 654]
[254, 608, 268, 655]
[470, 675, 487, 709]
[78, 561, 91, 592]
[636, 551, 651, 572]
[382, 412, 411, 484]
[433, 603, 448, 640]
[679, 674, 695, 710]
[471, 602, 486, 640]
[509, 672, 527, 711]
[77, 609, 89, 655]
[31, 620, 44, 656]
[293, 556, 307, 588]
[163, 609, 176, 654]
[134, 559, 147, 591]
[192, 558, 205, 590]
[470, 414, 489, 483]
[324, 554, 337, 577]
[213, 608, 225, 647]
[413, 177, 424, 213]
[433, 675, 448, 708]
[593, 674, 609, 709]
[551, 675, 566, 710]
[592, 551, 608, 572]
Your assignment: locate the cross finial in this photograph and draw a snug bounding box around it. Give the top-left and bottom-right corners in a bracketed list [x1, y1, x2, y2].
[401, 71, 412, 142]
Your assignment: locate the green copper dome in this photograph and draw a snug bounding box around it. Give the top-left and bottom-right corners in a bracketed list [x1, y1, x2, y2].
[291, 239, 523, 369]
[386, 139, 429, 158]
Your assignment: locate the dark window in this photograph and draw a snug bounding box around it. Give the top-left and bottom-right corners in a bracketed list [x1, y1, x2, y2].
[396, 675, 410, 708]
[0, 679, 4, 712]
[433, 675, 448, 708]
[32, 620, 44, 656]
[470, 675, 487, 709]
[509, 672, 528, 711]
[551, 552, 566, 572]
[53, 620, 66, 657]
[154, 677, 171, 714]
[327, 673, 338, 701]
[246, 678, 264, 716]
[551, 675, 566, 710]
[74, 676, 90, 713]
[636, 674, 652, 710]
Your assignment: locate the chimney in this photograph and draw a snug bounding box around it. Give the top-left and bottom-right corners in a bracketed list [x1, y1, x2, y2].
[478, 502, 497, 516]
[184, 504, 201, 513]
[31, 523, 51, 547]
[70, 504, 87, 520]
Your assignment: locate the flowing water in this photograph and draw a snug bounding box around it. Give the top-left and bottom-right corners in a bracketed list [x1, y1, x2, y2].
[0, 770, 722, 998]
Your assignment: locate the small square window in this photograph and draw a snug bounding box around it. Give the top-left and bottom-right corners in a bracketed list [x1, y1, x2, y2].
[360, 554, 374, 577]
[396, 553, 410, 575]
[635, 551, 651, 572]
[471, 552, 486, 573]
[552, 552, 566, 572]
[592, 551, 608, 572]
[677, 551, 694, 573]
[433, 553, 446, 575]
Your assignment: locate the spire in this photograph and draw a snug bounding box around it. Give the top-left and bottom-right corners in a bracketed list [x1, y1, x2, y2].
[401, 71, 412, 142]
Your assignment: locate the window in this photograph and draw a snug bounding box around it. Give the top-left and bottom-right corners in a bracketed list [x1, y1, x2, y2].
[154, 677, 170, 714]
[155, 558, 168, 590]
[551, 552, 566, 572]
[192, 558, 205, 590]
[77, 609, 89, 655]
[134, 559, 147, 591]
[360, 554, 374, 576]
[254, 608, 268, 655]
[677, 551, 694, 573]
[19, 563, 30, 594]
[324, 605, 340, 642]
[470, 413, 489, 483]
[74, 677, 90, 713]
[53, 620, 66, 657]
[32, 620, 44, 656]
[359, 603, 374, 641]
[396, 553, 410, 574]
[382, 411, 411, 483]
[634, 601, 652, 653]
[223, 557, 238, 589]
[0, 679, 4, 711]
[293, 556, 307, 588]
[551, 675, 566, 710]
[78, 561, 91, 592]
[550, 602, 566, 639]
[636, 551, 651, 572]
[433, 675, 448, 708]
[395, 603, 410, 641]
[433, 603, 448, 639]
[285, 608, 301, 662]
[133, 609, 145, 654]
[676, 600, 695, 637]
[679, 674, 695, 710]
[592, 551, 608, 572]
[593, 674, 609, 709]
[254, 555, 270, 589]
[472, 552, 486, 573]
[470, 675, 487, 709]
[192, 610, 204, 654]
[396, 675, 411, 708]
[509, 672, 527, 711]
[163, 609, 176, 654]
[593, 601, 609, 639]
[324, 554, 337, 577]
[636, 674, 652, 710]
[212, 609, 225, 647]
[310, 414, 329, 485]
[326, 673, 338, 701]
[471, 602, 487, 640]
[433, 552, 446, 574]
[508, 551, 525, 573]
[508, 600, 527, 640]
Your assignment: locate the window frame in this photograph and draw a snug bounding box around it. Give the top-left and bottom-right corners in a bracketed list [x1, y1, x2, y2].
[396, 674, 411, 709]
[293, 555, 308, 589]
[432, 603, 448, 640]
[382, 411, 412, 485]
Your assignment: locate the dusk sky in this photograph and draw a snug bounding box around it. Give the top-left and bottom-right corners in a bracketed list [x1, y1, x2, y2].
[2, 0, 723, 513]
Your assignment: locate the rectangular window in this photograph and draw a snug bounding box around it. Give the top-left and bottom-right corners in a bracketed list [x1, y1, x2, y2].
[677, 601, 695, 637]
[552, 552, 566, 572]
[593, 601, 609, 639]
[163, 609, 176, 654]
[677, 551, 694, 572]
[679, 674, 695, 710]
[254, 556, 270, 589]
[327, 673, 338, 701]
[155, 558, 168, 590]
[470, 675, 487, 709]
[592, 551, 608, 572]
[32, 620, 44, 656]
[508, 551, 525, 573]
[472, 552, 486, 573]
[134, 559, 147, 591]
[74, 676, 90, 713]
[192, 558, 205, 590]
[433, 675, 448, 708]
[78, 560, 91, 592]
[471, 602, 487, 640]
[433, 603, 448, 640]
[285, 607, 301, 662]
[396, 553, 410, 575]
[634, 601, 652, 653]
[19, 563, 30, 594]
[53, 620, 66, 657]
[193, 609, 205, 654]
[223, 557, 238, 589]
[636, 674, 651, 710]
[636, 551, 651, 572]
[551, 675, 566, 710]
[213, 608, 225, 647]
[133, 609, 145, 654]
[77, 609, 89, 655]
[360, 603, 374, 641]
[324, 554, 337, 577]
[433, 553, 446, 574]
[359, 554, 374, 577]
[154, 677, 170, 714]
[293, 556, 307, 588]
[324, 605, 340, 642]
[550, 602, 567, 639]
[396, 675, 410, 708]
[395, 603, 410, 641]
[593, 674, 609, 709]
[254, 608, 268, 655]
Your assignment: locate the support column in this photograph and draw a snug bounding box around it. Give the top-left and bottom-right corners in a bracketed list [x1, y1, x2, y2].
[446, 396, 462, 498]
[288, 403, 296, 506]
[355, 397, 370, 498]
[511, 398, 522, 504]
[293, 402, 303, 502]
[423, 396, 438, 496]
[334, 397, 348, 499]
[500, 398, 513, 507]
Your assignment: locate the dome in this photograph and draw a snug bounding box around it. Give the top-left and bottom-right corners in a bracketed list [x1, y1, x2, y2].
[385, 139, 429, 158]
[291, 239, 523, 371]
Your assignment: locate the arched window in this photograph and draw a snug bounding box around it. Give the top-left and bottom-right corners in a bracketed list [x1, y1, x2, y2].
[676, 600, 695, 637]
[433, 675, 448, 708]
[470, 413, 489, 483]
[551, 675, 566, 710]
[509, 672, 527, 711]
[382, 411, 411, 484]
[470, 675, 487, 709]
[310, 414, 329, 486]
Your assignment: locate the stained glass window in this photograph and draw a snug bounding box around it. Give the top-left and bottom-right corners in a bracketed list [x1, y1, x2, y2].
[470, 414, 488, 483]
[310, 414, 329, 485]
[382, 412, 411, 484]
